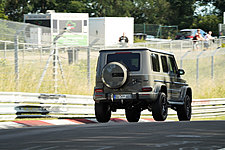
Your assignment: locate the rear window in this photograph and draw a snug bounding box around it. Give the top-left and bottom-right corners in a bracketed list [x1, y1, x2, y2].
[181, 31, 192, 36]
[107, 53, 140, 71]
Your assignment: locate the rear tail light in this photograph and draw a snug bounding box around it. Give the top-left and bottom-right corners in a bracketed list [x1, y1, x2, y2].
[95, 89, 103, 93]
[142, 87, 152, 92]
[187, 36, 193, 39]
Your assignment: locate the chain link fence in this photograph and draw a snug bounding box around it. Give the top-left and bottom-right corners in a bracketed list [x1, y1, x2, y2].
[134, 24, 178, 39]
[0, 19, 225, 98]
[0, 19, 94, 95]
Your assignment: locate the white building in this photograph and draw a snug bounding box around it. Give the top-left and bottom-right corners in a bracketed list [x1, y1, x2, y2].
[89, 17, 134, 47]
[24, 11, 89, 46]
[224, 12, 225, 24]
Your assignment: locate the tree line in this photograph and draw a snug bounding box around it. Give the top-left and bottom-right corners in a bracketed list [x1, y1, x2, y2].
[0, 0, 224, 35]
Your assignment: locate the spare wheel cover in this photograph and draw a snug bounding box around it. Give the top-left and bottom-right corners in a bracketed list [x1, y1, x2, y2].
[102, 62, 128, 88]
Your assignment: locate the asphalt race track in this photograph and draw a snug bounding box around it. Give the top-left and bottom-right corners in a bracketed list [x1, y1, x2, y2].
[0, 121, 225, 150]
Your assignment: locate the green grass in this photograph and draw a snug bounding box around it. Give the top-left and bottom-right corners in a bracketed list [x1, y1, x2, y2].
[191, 116, 225, 121]
[134, 37, 146, 43]
[0, 49, 225, 98]
[0, 50, 97, 95]
[179, 54, 225, 99]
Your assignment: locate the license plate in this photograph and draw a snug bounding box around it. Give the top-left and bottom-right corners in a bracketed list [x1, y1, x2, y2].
[113, 94, 132, 99]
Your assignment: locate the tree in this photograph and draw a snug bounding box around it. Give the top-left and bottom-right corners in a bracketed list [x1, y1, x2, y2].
[166, 0, 196, 29]
[4, 0, 32, 21]
[28, 0, 56, 14]
[4, 0, 88, 21]
[212, 0, 225, 16]
[52, 0, 87, 13]
[86, 0, 133, 17]
[191, 15, 221, 35]
[131, 0, 170, 24]
[0, 0, 8, 19]
[197, 0, 225, 16]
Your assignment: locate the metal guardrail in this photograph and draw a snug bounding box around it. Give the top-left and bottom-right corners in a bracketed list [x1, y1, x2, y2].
[0, 92, 225, 120]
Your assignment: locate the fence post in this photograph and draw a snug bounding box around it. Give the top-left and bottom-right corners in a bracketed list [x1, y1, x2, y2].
[192, 40, 195, 51]
[143, 23, 146, 34]
[4, 42, 7, 59]
[170, 40, 172, 52]
[74, 48, 79, 64]
[53, 45, 58, 94]
[180, 40, 183, 55]
[180, 51, 190, 69]
[40, 45, 42, 63]
[23, 43, 25, 62]
[211, 48, 220, 80]
[36, 48, 55, 92]
[14, 35, 19, 90]
[196, 50, 205, 83]
[87, 47, 91, 89]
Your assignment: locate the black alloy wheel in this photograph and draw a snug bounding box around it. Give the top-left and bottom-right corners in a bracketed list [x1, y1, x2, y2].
[177, 94, 192, 121]
[152, 92, 168, 121]
[95, 102, 111, 123]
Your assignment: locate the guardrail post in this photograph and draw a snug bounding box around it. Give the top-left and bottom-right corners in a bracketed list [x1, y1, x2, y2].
[196, 50, 205, 84]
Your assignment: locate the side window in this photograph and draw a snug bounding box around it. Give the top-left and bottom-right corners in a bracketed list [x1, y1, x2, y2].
[168, 56, 178, 74]
[151, 53, 160, 72]
[161, 56, 168, 73]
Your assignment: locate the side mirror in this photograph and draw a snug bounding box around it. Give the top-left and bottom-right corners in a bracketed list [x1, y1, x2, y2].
[177, 69, 185, 76]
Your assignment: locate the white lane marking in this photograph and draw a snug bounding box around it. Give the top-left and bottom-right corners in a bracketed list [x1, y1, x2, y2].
[94, 146, 114, 150]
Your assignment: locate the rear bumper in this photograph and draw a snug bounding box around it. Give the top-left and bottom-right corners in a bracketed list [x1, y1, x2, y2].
[93, 92, 158, 102]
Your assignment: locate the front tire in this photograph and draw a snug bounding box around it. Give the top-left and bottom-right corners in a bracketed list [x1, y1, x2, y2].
[177, 94, 192, 121]
[125, 108, 141, 122]
[152, 92, 168, 121]
[95, 102, 111, 123]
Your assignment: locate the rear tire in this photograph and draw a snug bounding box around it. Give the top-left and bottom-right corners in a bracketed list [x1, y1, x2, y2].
[152, 92, 168, 121]
[177, 94, 192, 121]
[125, 108, 141, 122]
[95, 102, 111, 123]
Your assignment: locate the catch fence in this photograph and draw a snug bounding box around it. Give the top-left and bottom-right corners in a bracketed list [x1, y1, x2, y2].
[0, 19, 225, 98]
[134, 24, 178, 39]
